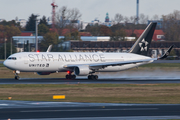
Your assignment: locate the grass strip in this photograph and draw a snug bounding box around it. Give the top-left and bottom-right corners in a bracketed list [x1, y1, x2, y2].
[1, 83, 180, 104]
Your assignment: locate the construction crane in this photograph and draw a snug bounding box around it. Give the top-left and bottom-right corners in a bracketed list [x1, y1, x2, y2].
[51, 0, 58, 31]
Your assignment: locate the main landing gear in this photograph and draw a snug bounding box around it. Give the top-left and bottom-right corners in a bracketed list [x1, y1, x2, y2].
[88, 75, 98, 80]
[13, 70, 20, 80]
[65, 71, 76, 79]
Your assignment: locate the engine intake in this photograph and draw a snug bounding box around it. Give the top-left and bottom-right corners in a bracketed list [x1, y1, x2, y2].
[74, 65, 90, 76]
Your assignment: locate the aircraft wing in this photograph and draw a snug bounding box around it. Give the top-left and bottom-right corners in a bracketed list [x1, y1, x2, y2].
[64, 58, 157, 70]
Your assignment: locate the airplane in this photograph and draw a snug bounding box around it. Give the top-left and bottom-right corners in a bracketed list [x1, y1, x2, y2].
[3, 22, 173, 80]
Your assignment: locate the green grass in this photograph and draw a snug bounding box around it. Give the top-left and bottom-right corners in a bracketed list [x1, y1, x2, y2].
[1, 84, 180, 103]
[0, 64, 4, 67]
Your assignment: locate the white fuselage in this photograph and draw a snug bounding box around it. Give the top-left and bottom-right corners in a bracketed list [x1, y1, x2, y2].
[3, 52, 152, 73]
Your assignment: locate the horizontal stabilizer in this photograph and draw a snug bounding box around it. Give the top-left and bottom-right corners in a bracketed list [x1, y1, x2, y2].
[158, 45, 174, 59]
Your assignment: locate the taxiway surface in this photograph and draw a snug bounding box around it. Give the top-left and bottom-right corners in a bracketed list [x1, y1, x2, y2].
[0, 100, 180, 119]
[1, 78, 180, 84]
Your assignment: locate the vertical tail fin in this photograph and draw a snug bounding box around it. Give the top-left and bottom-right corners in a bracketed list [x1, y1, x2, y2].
[128, 22, 157, 56]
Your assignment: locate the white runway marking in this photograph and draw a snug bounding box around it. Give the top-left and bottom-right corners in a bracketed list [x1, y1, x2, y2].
[20, 108, 158, 113]
[0, 104, 8, 106]
[11, 116, 180, 120]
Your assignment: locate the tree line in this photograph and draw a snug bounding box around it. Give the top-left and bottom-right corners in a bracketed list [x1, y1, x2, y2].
[0, 6, 180, 58]
[0, 21, 21, 59]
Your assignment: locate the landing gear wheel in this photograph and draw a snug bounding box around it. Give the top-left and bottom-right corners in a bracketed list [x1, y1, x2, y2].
[14, 70, 20, 80]
[72, 75, 76, 79]
[88, 75, 98, 80]
[88, 75, 91, 80]
[66, 75, 69, 79]
[15, 76, 19, 80]
[94, 75, 98, 80]
[65, 74, 76, 80]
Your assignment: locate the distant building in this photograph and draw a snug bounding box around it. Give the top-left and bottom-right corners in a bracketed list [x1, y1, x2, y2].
[105, 13, 109, 22]
[21, 31, 33, 36]
[79, 32, 92, 36]
[126, 29, 165, 41]
[0, 19, 5, 22]
[16, 19, 27, 28]
[47, 17, 52, 25]
[89, 13, 114, 27]
[148, 19, 163, 29]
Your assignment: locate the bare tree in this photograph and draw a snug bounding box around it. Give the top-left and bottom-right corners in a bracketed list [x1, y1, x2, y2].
[129, 15, 136, 24]
[162, 10, 180, 41]
[56, 6, 68, 29]
[139, 13, 149, 24]
[114, 13, 124, 24]
[124, 16, 130, 24]
[56, 6, 82, 35]
[152, 14, 159, 20]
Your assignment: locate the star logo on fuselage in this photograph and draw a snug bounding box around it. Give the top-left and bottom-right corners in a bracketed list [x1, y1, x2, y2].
[139, 39, 148, 51]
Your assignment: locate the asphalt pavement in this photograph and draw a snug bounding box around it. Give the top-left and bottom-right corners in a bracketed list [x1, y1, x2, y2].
[0, 100, 180, 119]
[1, 78, 180, 84]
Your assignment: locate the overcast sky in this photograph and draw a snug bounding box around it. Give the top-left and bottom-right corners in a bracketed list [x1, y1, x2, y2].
[1, 0, 180, 22]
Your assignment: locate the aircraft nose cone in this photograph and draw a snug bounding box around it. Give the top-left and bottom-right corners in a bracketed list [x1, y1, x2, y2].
[3, 60, 12, 69]
[3, 60, 7, 67]
[3, 60, 14, 70]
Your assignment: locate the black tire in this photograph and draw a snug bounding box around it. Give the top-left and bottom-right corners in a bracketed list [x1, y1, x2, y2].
[72, 75, 76, 79]
[15, 76, 19, 80]
[94, 75, 98, 80]
[91, 75, 95, 80]
[88, 75, 91, 80]
[65, 75, 69, 79]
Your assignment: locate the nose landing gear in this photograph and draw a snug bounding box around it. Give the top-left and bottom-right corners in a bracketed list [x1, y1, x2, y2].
[13, 70, 20, 80]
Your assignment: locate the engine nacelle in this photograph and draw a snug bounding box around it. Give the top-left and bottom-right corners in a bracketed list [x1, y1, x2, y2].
[74, 65, 90, 76]
[37, 72, 51, 75]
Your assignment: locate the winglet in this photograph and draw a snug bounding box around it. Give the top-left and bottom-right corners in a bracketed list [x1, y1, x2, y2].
[158, 45, 174, 60]
[46, 45, 53, 52]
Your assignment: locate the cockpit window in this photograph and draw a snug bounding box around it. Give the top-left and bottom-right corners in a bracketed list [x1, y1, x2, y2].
[8, 57, 17, 60]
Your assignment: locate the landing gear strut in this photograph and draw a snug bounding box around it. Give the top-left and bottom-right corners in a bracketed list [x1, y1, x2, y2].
[88, 75, 98, 80]
[14, 70, 20, 80]
[65, 71, 76, 79]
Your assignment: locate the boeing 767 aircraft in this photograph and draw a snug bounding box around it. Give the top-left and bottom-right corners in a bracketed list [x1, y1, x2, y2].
[3, 22, 173, 80]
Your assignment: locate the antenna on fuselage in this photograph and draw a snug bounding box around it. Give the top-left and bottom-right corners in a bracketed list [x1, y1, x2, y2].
[46, 45, 53, 52]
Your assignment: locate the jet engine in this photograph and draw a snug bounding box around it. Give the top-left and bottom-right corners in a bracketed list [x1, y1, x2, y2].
[74, 65, 90, 76]
[37, 72, 51, 75]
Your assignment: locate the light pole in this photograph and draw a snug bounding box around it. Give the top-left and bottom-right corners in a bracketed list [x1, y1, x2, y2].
[35, 15, 40, 52]
[11, 37, 12, 55]
[136, 0, 139, 24]
[17, 42, 19, 52]
[4, 38, 6, 60]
